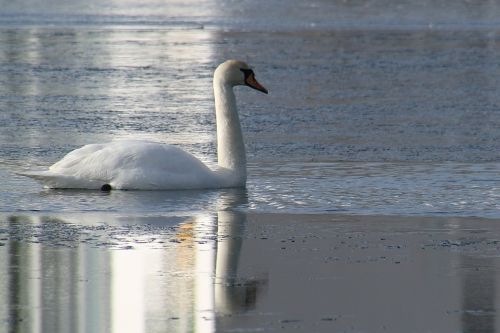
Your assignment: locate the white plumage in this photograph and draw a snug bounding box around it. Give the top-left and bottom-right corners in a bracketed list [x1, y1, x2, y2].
[27, 141, 216, 190]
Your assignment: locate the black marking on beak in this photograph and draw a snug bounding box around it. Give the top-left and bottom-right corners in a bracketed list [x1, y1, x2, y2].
[241, 68, 254, 79]
[240, 68, 268, 94]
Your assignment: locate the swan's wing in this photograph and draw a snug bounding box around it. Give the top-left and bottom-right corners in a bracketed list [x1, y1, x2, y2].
[49, 143, 107, 171]
[24, 140, 218, 190]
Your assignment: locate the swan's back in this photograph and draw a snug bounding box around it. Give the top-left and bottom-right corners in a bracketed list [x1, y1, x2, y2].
[31, 141, 219, 190]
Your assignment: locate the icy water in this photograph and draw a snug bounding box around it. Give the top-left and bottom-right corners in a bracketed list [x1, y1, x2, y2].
[1, 0, 500, 332]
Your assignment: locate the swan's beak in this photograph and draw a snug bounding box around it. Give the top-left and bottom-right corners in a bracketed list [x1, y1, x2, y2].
[245, 73, 268, 94]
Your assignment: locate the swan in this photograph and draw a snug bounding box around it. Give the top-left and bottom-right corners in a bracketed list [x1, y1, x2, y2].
[22, 60, 268, 190]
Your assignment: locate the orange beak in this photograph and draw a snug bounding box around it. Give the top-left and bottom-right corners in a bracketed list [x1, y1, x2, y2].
[245, 73, 268, 94]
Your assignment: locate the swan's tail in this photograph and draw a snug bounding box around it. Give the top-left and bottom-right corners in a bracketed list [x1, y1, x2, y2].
[18, 170, 104, 190]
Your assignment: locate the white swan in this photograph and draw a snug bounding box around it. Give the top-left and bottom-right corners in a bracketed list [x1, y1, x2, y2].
[23, 60, 268, 190]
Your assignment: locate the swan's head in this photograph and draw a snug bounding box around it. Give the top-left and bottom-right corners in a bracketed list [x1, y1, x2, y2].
[215, 60, 268, 94]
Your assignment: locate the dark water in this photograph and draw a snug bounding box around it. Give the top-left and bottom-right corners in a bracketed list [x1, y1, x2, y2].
[1, 0, 500, 332]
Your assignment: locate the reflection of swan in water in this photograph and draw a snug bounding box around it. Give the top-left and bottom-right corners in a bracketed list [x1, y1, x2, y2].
[188, 189, 265, 332]
[1, 188, 264, 333]
[215, 210, 262, 314]
[21, 60, 268, 190]
[109, 188, 263, 332]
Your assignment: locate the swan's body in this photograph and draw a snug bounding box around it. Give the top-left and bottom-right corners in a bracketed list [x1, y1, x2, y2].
[23, 60, 268, 190]
[26, 141, 225, 190]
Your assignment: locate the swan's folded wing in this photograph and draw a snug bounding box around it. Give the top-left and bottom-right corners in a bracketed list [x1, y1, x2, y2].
[19, 140, 220, 190]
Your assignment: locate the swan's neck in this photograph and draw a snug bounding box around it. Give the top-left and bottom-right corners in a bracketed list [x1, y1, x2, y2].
[214, 80, 246, 185]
